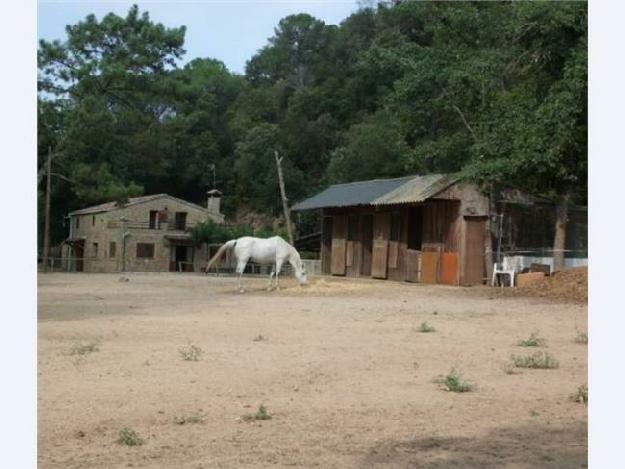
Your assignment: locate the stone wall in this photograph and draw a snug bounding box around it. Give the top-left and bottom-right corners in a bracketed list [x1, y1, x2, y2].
[65, 195, 221, 273]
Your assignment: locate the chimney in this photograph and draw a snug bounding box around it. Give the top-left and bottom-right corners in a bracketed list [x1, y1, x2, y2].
[207, 189, 222, 217]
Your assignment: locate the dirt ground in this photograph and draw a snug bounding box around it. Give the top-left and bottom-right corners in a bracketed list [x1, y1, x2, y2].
[38, 273, 587, 469]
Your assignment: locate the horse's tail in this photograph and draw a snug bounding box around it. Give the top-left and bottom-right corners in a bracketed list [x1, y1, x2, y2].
[205, 239, 237, 273]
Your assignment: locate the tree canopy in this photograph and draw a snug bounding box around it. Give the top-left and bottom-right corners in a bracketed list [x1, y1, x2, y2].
[38, 2, 587, 245]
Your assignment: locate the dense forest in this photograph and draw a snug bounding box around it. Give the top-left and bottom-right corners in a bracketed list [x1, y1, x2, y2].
[38, 1, 587, 246]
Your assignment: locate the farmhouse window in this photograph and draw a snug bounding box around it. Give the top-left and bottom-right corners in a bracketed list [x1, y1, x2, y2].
[175, 212, 187, 230]
[149, 210, 159, 229]
[92, 215, 96, 226]
[136, 243, 155, 259]
[93, 243, 98, 257]
[109, 242, 116, 258]
[75, 217, 80, 229]
[407, 207, 423, 250]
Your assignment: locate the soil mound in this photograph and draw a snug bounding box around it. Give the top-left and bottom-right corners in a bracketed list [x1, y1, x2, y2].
[518, 266, 587, 303]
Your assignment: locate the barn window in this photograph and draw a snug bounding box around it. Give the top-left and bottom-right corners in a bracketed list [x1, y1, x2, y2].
[407, 207, 423, 250]
[109, 242, 116, 258]
[75, 217, 80, 229]
[92, 243, 99, 257]
[136, 243, 155, 259]
[149, 210, 159, 229]
[92, 215, 96, 226]
[390, 211, 401, 241]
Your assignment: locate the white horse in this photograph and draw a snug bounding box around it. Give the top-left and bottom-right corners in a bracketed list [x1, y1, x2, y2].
[205, 236, 308, 292]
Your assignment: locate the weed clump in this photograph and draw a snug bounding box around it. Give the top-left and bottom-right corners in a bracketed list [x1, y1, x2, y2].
[518, 332, 546, 347]
[174, 412, 204, 425]
[574, 332, 588, 344]
[439, 369, 473, 393]
[572, 384, 588, 404]
[70, 341, 99, 356]
[417, 322, 436, 333]
[242, 404, 271, 421]
[179, 344, 203, 361]
[511, 352, 559, 369]
[117, 426, 143, 446]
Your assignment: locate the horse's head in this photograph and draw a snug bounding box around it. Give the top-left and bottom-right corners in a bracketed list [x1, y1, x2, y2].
[295, 267, 308, 285]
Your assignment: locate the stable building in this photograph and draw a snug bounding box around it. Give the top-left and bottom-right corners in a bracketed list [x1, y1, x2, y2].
[292, 174, 490, 286]
[292, 174, 588, 286]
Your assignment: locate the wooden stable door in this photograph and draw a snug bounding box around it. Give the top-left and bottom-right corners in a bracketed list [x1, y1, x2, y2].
[371, 212, 391, 279]
[360, 215, 373, 276]
[330, 216, 348, 275]
[464, 217, 487, 285]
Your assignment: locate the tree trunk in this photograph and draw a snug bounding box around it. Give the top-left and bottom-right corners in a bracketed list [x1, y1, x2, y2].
[553, 192, 571, 272]
[43, 146, 52, 273]
[274, 151, 294, 245]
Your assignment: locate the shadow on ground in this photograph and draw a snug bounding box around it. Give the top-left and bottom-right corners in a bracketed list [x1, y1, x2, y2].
[360, 422, 587, 468]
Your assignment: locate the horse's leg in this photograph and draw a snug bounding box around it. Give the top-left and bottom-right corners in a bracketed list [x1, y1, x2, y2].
[266, 266, 275, 291]
[236, 258, 248, 293]
[275, 259, 284, 290]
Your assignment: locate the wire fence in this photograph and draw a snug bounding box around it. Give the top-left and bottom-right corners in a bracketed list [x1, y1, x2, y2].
[40, 257, 323, 276]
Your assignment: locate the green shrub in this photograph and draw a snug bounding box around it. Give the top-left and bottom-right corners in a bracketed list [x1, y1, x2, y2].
[242, 404, 271, 421]
[191, 220, 287, 246]
[441, 369, 473, 393]
[70, 341, 99, 356]
[179, 344, 203, 361]
[417, 322, 436, 333]
[117, 426, 143, 446]
[511, 352, 559, 369]
[574, 332, 588, 344]
[518, 332, 546, 347]
[174, 412, 204, 425]
[572, 384, 588, 404]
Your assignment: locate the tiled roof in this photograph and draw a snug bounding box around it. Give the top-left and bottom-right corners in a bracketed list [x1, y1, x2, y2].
[69, 194, 209, 216]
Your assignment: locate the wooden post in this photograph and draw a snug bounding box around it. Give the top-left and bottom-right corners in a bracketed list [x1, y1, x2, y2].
[274, 151, 294, 245]
[483, 189, 495, 283]
[43, 146, 52, 273]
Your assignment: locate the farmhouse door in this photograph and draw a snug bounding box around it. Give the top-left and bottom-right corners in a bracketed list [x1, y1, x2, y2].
[331, 215, 348, 275]
[371, 212, 391, 279]
[360, 215, 373, 276]
[463, 217, 487, 285]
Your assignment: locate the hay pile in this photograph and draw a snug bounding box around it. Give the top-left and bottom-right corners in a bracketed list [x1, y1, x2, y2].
[286, 278, 367, 295]
[517, 266, 587, 303]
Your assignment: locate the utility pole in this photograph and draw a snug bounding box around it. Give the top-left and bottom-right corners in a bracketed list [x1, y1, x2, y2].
[274, 151, 294, 245]
[43, 146, 52, 272]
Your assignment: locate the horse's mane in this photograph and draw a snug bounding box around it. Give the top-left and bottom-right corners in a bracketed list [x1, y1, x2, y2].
[286, 242, 303, 270]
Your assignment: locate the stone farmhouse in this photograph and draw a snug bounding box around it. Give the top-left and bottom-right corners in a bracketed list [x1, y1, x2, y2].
[62, 191, 224, 273]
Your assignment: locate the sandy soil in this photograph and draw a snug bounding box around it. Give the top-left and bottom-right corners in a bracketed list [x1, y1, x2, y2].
[38, 273, 587, 469]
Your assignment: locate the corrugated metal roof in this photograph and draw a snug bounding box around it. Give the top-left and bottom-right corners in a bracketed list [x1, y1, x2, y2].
[291, 176, 415, 211]
[291, 174, 457, 211]
[372, 174, 458, 206]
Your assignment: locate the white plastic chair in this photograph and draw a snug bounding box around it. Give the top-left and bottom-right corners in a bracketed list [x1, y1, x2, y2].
[491, 261, 516, 287]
